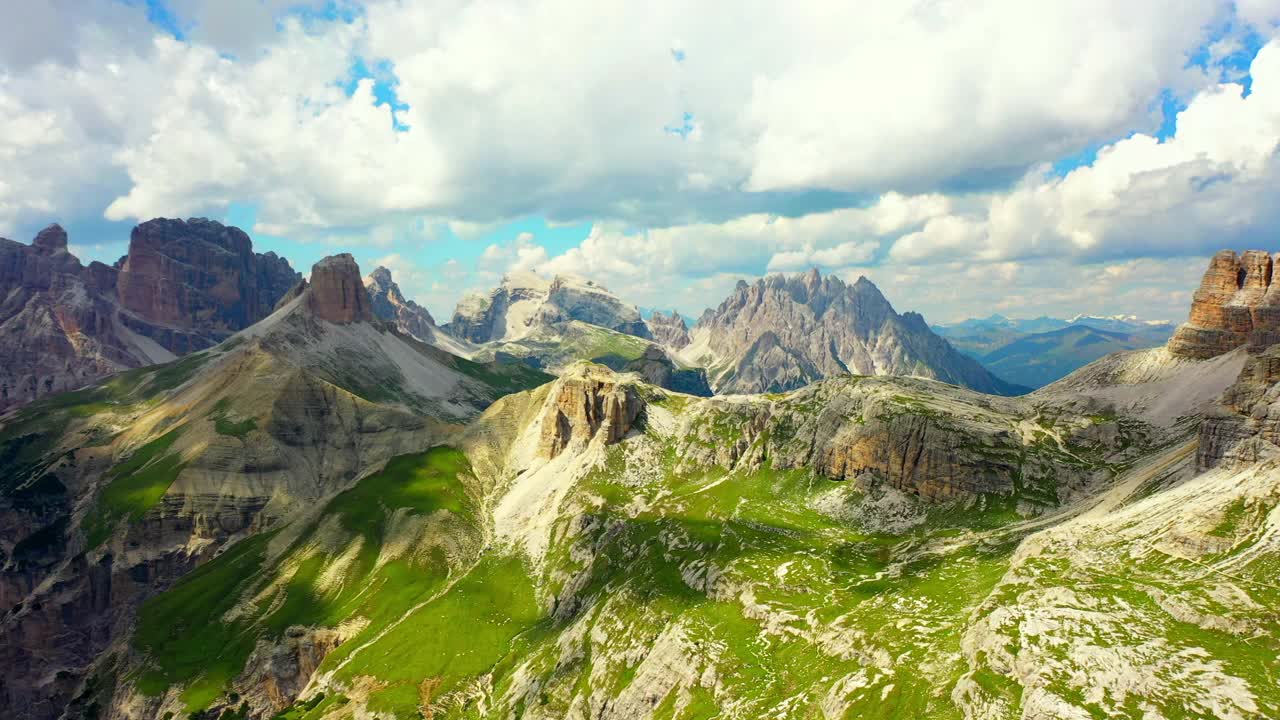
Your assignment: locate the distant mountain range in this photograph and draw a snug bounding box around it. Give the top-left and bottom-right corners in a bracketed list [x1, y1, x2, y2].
[933, 313, 1177, 388]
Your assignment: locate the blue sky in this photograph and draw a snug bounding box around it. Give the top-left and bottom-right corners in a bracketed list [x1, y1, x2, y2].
[3, 1, 1279, 323]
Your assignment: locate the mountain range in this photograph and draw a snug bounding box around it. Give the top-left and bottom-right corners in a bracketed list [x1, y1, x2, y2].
[0, 222, 1278, 720]
[0, 219, 299, 412]
[933, 313, 1177, 388]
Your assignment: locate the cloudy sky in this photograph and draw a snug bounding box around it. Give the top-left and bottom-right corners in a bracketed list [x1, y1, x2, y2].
[3, 1, 1280, 324]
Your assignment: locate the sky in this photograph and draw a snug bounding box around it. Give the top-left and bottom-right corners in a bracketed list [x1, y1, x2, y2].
[2, 1, 1280, 325]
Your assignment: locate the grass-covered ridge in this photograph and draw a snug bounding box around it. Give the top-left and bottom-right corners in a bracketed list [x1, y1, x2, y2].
[130, 447, 489, 714]
[83, 427, 188, 547]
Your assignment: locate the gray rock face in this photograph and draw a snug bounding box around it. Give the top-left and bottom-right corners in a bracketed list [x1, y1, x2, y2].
[0, 227, 148, 411]
[364, 265, 447, 343]
[687, 268, 1022, 395]
[646, 310, 691, 349]
[446, 272, 651, 344]
[623, 345, 712, 396]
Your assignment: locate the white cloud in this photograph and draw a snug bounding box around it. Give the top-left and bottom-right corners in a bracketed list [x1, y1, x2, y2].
[0, 0, 1254, 238]
[479, 232, 550, 275]
[887, 38, 1280, 265]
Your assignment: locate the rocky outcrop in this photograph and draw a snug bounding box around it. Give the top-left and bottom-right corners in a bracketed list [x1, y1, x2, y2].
[538, 365, 644, 458]
[364, 266, 450, 343]
[646, 310, 691, 350]
[447, 271, 650, 344]
[0, 226, 151, 411]
[1198, 343, 1280, 470]
[684, 268, 1023, 396]
[305, 254, 373, 324]
[1169, 250, 1277, 359]
[116, 217, 300, 350]
[0, 219, 299, 411]
[671, 375, 1112, 503]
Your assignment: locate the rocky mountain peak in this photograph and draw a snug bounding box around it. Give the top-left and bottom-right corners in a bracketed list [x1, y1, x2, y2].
[306, 254, 374, 324]
[646, 310, 691, 349]
[446, 270, 649, 344]
[687, 268, 1021, 395]
[114, 217, 300, 345]
[362, 265, 450, 348]
[1168, 249, 1278, 358]
[32, 224, 68, 254]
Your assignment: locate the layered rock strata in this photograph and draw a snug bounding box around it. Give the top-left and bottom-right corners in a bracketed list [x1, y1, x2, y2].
[1169, 250, 1277, 358]
[538, 365, 644, 458]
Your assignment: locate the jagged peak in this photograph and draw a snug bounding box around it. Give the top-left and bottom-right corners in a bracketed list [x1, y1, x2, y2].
[366, 265, 395, 287]
[32, 223, 68, 253]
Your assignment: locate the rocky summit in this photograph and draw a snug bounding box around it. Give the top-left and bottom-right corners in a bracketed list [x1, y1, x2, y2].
[681, 267, 1024, 395]
[1, 249, 1279, 720]
[447, 271, 651, 344]
[645, 309, 692, 349]
[0, 219, 299, 411]
[1168, 249, 1279, 358]
[305, 253, 374, 324]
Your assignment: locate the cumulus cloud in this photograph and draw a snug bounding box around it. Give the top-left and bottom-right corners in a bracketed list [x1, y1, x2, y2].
[479, 232, 550, 275]
[3, 0, 1277, 325]
[0, 0, 1256, 237]
[887, 38, 1280, 265]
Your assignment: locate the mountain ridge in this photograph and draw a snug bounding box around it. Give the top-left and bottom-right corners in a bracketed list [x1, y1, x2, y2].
[681, 267, 1026, 395]
[0, 219, 300, 411]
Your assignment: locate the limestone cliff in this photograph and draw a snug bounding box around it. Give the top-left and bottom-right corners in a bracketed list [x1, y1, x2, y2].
[305, 254, 373, 324]
[646, 310, 692, 350]
[683, 268, 1024, 396]
[1168, 249, 1277, 358]
[537, 364, 644, 459]
[364, 266, 473, 356]
[446, 271, 650, 344]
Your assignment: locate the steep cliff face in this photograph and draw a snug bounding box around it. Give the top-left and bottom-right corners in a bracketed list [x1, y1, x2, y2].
[0, 219, 300, 411]
[305, 254, 373, 324]
[1168, 249, 1277, 358]
[646, 310, 691, 349]
[116, 217, 300, 350]
[363, 266, 473, 357]
[537, 365, 644, 459]
[447, 271, 650, 344]
[0, 225, 166, 411]
[683, 268, 1023, 396]
[667, 374, 1134, 503]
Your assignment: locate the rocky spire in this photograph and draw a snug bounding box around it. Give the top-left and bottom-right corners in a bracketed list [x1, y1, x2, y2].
[307, 254, 374, 324]
[646, 310, 691, 349]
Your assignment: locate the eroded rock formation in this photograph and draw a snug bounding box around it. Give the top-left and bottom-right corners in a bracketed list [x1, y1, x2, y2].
[306, 254, 373, 324]
[0, 219, 299, 410]
[1169, 250, 1277, 358]
[116, 218, 299, 347]
[645, 310, 691, 349]
[364, 265, 457, 347]
[538, 365, 644, 458]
